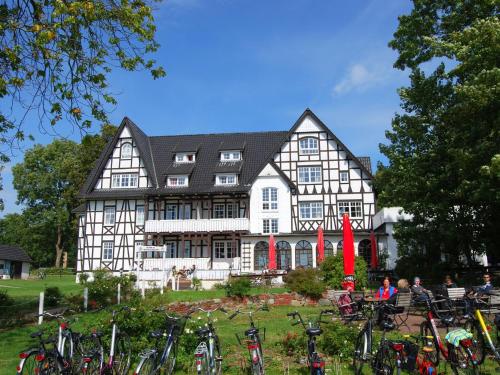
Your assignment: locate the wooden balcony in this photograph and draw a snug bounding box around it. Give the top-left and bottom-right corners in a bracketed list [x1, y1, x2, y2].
[145, 218, 250, 233]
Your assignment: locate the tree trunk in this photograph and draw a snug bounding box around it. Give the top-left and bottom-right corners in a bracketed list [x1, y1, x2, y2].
[55, 225, 64, 268]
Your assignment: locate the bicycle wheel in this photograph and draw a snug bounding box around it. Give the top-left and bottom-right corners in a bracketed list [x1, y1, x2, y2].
[135, 352, 157, 375]
[17, 350, 40, 375]
[420, 321, 440, 366]
[212, 337, 222, 375]
[60, 334, 74, 370]
[463, 320, 485, 365]
[38, 352, 59, 375]
[81, 336, 104, 375]
[162, 341, 177, 375]
[450, 345, 480, 375]
[196, 350, 210, 375]
[251, 335, 265, 375]
[353, 329, 369, 375]
[373, 344, 395, 375]
[113, 333, 131, 375]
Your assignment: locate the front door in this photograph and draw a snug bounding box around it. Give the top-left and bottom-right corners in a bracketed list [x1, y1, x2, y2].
[12, 261, 22, 278]
[212, 240, 236, 269]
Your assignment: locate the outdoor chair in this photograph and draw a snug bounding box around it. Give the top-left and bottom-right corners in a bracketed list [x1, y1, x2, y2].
[328, 290, 363, 323]
[388, 292, 412, 331]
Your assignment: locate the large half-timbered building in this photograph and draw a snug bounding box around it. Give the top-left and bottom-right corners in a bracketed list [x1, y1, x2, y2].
[76, 109, 376, 280]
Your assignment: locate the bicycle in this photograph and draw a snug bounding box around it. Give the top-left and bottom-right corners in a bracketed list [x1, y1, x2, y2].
[419, 292, 480, 375]
[286, 309, 335, 375]
[398, 334, 438, 375]
[192, 306, 227, 375]
[229, 305, 269, 375]
[81, 305, 132, 375]
[17, 311, 85, 375]
[134, 307, 193, 375]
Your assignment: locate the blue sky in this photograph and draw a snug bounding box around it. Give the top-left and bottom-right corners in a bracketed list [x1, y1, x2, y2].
[1, 0, 412, 216]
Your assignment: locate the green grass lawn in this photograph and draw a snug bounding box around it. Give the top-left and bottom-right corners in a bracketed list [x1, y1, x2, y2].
[0, 275, 82, 298]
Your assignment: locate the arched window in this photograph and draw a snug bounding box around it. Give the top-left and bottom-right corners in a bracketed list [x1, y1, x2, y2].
[358, 239, 372, 266]
[299, 137, 319, 155]
[295, 240, 313, 268]
[254, 241, 268, 270]
[121, 142, 132, 159]
[316, 239, 334, 259]
[336, 240, 343, 257]
[276, 241, 291, 270]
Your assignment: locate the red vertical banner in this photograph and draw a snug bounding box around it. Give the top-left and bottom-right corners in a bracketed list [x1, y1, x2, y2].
[317, 226, 325, 265]
[370, 230, 378, 269]
[268, 234, 276, 270]
[342, 213, 355, 290]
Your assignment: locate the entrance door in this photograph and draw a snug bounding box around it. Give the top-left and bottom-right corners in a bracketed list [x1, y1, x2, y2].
[12, 261, 22, 278]
[165, 242, 177, 258]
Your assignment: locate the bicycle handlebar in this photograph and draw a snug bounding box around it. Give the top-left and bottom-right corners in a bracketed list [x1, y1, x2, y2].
[193, 305, 227, 314]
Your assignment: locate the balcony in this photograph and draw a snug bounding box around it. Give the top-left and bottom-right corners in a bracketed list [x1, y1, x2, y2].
[145, 218, 250, 233]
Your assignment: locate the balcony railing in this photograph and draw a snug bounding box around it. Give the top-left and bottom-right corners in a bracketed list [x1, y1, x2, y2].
[145, 218, 250, 233]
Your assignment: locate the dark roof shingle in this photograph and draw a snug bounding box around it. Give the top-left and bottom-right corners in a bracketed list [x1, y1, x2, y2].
[0, 245, 32, 262]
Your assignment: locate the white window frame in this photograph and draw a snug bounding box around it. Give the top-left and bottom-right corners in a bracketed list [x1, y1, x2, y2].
[165, 204, 178, 220]
[136, 206, 145, 225]
[220, 151, 241, 161]
[104, 207, 115, 226]
[213, 203, 225, 219]
[167, 175, 188, 187]
[340, 171, 349, 183]
[111, 173, 139, 188]
[175, 153, 196, 163]
[215, 174, 238, 186]
[262, 187, 278, 211]
[262, 218, 279, 234]
[298, 166, 322, 184]
[213, 240, 236, 259]
[299, 202, 323, 220]
[299, 137, 319, 155]
[338, 201, 363, 219]
[102, 242, 114, 260]
[121, 142, 132, 159]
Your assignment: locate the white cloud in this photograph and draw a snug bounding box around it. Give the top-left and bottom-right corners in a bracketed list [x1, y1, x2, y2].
[333, 64, 381, 95]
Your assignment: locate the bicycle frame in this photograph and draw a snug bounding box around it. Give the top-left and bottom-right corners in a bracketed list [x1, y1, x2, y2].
[193, 306, 225, 374]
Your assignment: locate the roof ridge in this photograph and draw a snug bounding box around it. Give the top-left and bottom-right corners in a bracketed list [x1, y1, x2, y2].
[149, 130, 288, 139]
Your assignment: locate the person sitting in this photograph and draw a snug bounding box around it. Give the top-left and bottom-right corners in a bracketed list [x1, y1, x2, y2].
[411, 277, 430, 302]
[397, 278, 410, 293]
[376, 277, 398, 301]
[375, 277, 398, 328]
[442, 275, 457, 289]
[476, 273, 493, 296]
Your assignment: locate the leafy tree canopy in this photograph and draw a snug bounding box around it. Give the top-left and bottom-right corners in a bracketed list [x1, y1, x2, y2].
[0, 0, 164, 161]
[375, 0, 499, 268]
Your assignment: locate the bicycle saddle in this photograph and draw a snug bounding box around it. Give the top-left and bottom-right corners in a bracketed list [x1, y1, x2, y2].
[381, 320, 395, 331]
[306, 327, 322, 336]
[150, 330, 163, 338]
[196, 328, 211, 337]
[244, 328, 259, 336]
[440, 316, 455, 326]
[30, 331, 43, 338]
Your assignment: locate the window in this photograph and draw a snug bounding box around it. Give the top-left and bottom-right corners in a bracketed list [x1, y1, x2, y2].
[182, 204, 191, 219]
[111, 173, 138, 188]
[102, 242, 114, 260]
[276, 241, 291, 270]
[226, 203, 236, 218]
[254, 241, 268, 270]
[295, 240, 313, 267]
[358, 239, 372, 267]
[262, 188, 278, 210]
[175, 153, 195, 163]
[226, 241, 236, 258]
[104, 207, 115, 225]
[167, 175, 188, 187]
[215, 174, 237, 185]
[299, 202, 323, 220]
[213, 204, 225, 219]
[299, 138, 319, 155]
[214, 241, 226, 259]
[184, 241, 192, 257]
[136, 206, 144, 225]
[121, 142, 132, 159]
[338, 201, 362, 218]
[165, 204, 178, 220]
[165, 242, 176, 258]
[263, 219, 278, 234]
[340, 171, 349, 183]
[220, 151, 241, 161]
[298, 166, 322, 183]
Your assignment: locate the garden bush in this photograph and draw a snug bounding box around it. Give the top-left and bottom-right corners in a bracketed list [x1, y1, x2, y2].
[318, 320, 358, 358]
[224, 277, 251, 298]
[0, 289, 14, 314]
[320, 254, 368, 290]
[283, 268, 326, 299]
[80, 269, 138, 308]
[278, 331, 308, 358]
[44, 286, 63, 307]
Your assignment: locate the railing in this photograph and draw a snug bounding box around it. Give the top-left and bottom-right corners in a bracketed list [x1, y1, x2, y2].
[145, 218, 250, 233]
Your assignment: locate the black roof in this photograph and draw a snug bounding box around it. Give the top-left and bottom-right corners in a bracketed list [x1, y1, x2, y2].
[80, 109, 372, 198]
[0, 245, 32, 262]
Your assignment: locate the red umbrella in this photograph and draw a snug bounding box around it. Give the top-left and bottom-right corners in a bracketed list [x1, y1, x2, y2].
[370, 230, 378, 269]
[342, 213, 355, 290]
[317, 226, 325, 265]
[268, 234, 276, 270]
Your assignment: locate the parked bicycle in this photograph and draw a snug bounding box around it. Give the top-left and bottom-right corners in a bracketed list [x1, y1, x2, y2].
[229, 304, 269, 375]
[192, 306, 227, 375]
[287, 309, 334, 375]
[17, 311, 85, 375]
[420, 292, 480, 375]
[134, 307, 193, 375]
[81, 305, 132, 375]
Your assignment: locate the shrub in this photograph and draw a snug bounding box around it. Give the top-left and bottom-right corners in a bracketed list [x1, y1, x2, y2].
[277, 331, 307, 357]
[319, 320, 358, 358]
[283, 268, 326, 299]
[320, 254, 368, 290]
[44, 286, 63, 307]
[0, 289, 14, 312]
[224, 277, 251, 298]
[80, 269, 138, 308]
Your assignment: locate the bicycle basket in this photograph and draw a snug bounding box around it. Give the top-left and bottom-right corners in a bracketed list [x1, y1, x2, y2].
[401, 341, 419, 371]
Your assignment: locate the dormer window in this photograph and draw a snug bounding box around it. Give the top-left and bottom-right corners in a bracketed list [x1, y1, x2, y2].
[299, 137, 319, 155]
[167, 175, 188, 187]
[175, 153, 196, 163]
[121, 142, 132, 159]
[220, 151, 241, 161]
[215, 174, 238, 186]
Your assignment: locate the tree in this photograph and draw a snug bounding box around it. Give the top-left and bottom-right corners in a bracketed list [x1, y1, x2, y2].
[0, 0, 165, 161]
[0, 166, 3, 211]
[375, 1, 499, 270]
[12, 140, 80, 267]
